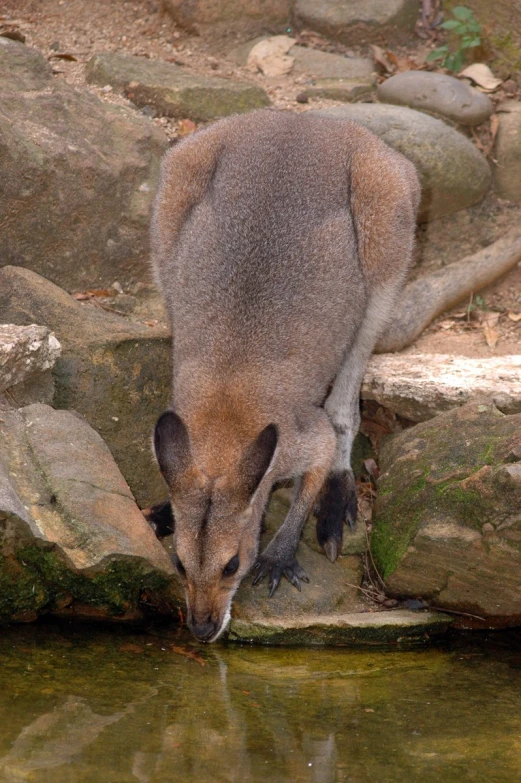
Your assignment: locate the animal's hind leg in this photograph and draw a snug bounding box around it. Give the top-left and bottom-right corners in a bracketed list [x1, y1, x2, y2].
[317, 286, 399, 562]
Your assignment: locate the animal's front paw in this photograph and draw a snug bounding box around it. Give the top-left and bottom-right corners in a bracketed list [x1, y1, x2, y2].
[252, 552, 309, 597]
[315, 470, 357, 562]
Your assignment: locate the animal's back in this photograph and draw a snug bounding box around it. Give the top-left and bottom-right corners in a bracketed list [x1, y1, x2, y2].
[151, 110, 418, 406]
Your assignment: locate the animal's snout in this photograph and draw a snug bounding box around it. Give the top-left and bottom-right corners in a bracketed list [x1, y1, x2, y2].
[190, 616, 218, 642]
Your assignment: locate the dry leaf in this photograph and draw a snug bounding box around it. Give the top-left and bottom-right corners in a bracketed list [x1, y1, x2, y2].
[177, 118, 197, 137]
[482, 311, 500, 348]
[171, 645, 206, 667]
[247, 36, 295, 77]
[72, 292, 90, 300]
[370, 44, 395, 73]
[439, 319, 456, 330]
[363, 458, 380, 482]
[460, 63, 502, 92]
[508, 311, 521, 322]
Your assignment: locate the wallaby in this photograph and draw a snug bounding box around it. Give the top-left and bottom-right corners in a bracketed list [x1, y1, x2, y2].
[150, 109, 420, 642]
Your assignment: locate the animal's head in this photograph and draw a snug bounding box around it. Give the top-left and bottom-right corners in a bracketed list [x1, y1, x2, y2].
[154, 410, 278, 642]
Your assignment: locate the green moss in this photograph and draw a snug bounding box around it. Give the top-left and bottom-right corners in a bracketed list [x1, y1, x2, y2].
[0, 544, 172, 623]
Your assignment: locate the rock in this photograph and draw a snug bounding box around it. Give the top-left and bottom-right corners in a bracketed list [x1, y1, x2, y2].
[362, 353, 521, 422]
[161, 0, 292, 31]
[0, 403, 178, 624]
[295, 0, 419, 44]
[371, 400, 521, 623]
[493, 101, 521, 201]
[0, 266, 171, 507]
[377, 71, 493, 127]
[231, 38, 376, 101]
[306, 78, 375, 101]
[0, 39, 168, 292]
[0, 324, 60, 395]
[314, 104, 491, 221]
[86, 52, 270, 122]
[228, 486, 451, 645]
[229, 607, 451, 645]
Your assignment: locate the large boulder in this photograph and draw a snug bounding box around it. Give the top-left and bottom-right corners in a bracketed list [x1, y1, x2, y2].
[295, 0, 419, 44]
[0, 266, 171, 507]
[493, 101, 521, 202]
[371, 400, 521, 624]
[377, 71, 493, 127]
[315, 104, 491, 221]
[0, 403, 178, 624]
[86, 52, 270, 122]
[0, 38, 168, 292]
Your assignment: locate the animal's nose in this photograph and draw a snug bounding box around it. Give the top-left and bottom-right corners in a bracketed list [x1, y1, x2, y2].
[191, 617, 218, 642]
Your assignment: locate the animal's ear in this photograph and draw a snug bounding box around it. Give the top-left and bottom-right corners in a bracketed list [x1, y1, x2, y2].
[154, 410, 192, 486]
[240, 424, 278, 499]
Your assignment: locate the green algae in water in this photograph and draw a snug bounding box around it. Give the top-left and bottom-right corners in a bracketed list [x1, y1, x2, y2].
[0, 624, 520, 782]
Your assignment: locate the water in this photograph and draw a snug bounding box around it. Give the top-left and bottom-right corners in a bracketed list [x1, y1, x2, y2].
[0, 623, 520, 783]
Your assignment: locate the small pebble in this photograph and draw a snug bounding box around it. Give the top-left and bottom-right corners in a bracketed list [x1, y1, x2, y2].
[101, 84, 113, 93]
[296, 92, 309, 104]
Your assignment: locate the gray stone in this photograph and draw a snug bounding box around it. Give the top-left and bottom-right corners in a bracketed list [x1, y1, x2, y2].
[0, 324, 60, 394]
[314, 104, 491, 221]
[362, 353, 521, 421]
[0, 403, 178, 624]
[230, 38, 376, 101]
[0, 38, 168, 292]
[371, 400, 521, 623]
[306, 77, 375, 102]
[229, 608, 451, 645]
[0, 266, 171, 507]
[377, 71, 493, 127]
[295, 0, 419, 44]
[161, 0, 292, 31]
[493, 101, 521, 202]
[86, 52, 270, 122]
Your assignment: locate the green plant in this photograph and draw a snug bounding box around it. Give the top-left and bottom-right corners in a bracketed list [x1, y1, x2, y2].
[426, 5, 482, 72]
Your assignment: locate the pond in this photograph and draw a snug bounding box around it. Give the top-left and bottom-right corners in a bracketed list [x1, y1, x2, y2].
[0, 623, 520, 782]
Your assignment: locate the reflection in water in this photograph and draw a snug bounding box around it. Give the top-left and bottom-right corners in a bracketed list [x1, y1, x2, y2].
[0, 625, 519, 782]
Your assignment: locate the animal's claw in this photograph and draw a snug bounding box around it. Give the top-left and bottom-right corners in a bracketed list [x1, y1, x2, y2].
[253, 554, 309, 596]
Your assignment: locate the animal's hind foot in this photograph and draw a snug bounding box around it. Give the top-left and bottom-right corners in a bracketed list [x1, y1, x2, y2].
[253, 552, 309, 597]
[315, 470, 357, 562]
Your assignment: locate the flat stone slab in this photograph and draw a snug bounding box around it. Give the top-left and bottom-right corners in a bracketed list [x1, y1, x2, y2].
[377, 71, 493, 127]
[0, 403, 177, 623]
[0, 265, 171, 507]
[86, 52, 270, 122]
[228, 609, 451, 645]
[0, 324, 60, 394]
[362, 353, 521, 422]
[0, 38, 168, 291]
[295, 0, 419, 44]
[314, 104, 491, 221]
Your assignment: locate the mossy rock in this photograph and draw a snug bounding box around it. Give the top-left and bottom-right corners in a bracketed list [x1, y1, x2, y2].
[371, 400, 521, 622]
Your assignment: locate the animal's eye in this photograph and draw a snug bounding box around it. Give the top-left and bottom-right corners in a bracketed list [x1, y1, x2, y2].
[173, 554, 186, 577]
[222, 555, 239, 577]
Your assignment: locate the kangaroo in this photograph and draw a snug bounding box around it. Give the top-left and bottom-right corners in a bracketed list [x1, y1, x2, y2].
[150, 109, 420, 642]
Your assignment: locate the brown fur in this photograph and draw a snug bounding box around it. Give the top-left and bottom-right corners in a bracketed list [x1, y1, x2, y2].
[150, 109, 420, 641]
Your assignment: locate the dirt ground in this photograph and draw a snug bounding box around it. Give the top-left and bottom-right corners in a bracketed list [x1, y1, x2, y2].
[2, 0, 521, 359]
